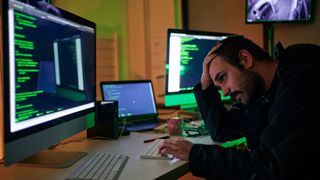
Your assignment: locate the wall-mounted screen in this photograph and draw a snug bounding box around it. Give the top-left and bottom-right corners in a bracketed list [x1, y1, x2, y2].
[246, 0, 312, 23]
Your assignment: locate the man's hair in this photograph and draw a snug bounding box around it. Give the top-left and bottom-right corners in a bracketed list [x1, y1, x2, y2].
[215, 36, 273, 69]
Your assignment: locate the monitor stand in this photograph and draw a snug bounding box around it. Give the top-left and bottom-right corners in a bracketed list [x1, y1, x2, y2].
[180, 103, 198, 112]
[17, 150, 87, 168]
[180, 104, 200, 120]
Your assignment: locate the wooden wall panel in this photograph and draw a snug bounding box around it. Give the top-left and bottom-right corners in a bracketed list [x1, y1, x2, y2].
[96, 34, 119, 100]
[127, 0, 180, 104]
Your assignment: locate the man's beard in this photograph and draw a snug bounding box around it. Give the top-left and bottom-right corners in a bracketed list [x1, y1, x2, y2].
[237, 69, 265, 105]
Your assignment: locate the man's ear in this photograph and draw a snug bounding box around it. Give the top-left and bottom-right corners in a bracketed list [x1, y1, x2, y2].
[238, 50, 253, 69]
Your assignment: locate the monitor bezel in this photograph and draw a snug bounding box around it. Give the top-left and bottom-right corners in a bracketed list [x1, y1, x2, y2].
[2, 0, 96, 146]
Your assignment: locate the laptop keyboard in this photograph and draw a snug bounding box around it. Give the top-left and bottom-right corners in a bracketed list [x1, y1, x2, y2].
[121, 120, 157, 132]
[66, 152, 129, 180]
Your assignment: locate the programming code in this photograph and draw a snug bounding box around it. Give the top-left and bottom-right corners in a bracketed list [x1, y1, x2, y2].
[178, 37, 219, 91]
[13, 10, 94, 122]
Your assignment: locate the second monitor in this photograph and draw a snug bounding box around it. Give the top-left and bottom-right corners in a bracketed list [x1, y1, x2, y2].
[100, 80, 158, 132]
[165, 28, 233, 110]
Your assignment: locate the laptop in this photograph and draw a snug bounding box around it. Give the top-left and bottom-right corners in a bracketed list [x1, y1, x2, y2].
[100, 80, 158, 131]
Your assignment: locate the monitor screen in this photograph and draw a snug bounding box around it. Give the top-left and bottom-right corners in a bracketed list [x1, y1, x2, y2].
[101, 80, 158, 124]
[246, 0, 312, 23]
[2, 0, 96, 166]
[165, 29, 232, 110]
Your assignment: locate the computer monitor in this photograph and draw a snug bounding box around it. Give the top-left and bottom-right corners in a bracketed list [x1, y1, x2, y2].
[2, 0, 96, 166]
[246, 0, 313, 23]
[100, 80, 158, 131]
[165, 29, 232, 110]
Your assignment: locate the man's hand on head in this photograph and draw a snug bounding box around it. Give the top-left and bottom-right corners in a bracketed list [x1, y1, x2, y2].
[201, 43, 222, 90]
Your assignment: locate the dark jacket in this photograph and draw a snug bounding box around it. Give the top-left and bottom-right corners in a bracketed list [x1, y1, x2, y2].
[190, 43, 320, 179]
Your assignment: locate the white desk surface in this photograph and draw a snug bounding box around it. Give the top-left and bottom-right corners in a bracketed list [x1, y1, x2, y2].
[0, 132, 213, 180]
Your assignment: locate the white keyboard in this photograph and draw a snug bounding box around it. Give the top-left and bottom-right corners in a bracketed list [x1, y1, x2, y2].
[66, 152, 129, 180]
[140, 139, 174, 160]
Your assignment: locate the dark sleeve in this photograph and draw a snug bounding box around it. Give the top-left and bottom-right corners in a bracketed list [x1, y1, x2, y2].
[260, 64, 320, 179]
[189, 144, 280, 180]
[191, 84, 279, 179]
[189, 144, 249, 179]
[193, 83, 245, 141]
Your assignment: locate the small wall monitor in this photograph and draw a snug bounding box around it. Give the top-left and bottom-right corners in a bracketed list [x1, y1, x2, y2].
[246, 0, 312, 23]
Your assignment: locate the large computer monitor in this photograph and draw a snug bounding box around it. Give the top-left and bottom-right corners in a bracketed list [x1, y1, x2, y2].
[165, 29, 232, 110]
[2, 0, 96, 166]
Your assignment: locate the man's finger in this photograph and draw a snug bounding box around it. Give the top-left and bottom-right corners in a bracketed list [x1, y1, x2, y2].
[203, 43, 222, 66]
[207, 42, 222, 56]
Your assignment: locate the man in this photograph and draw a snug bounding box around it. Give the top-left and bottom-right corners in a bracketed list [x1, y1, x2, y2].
[159, 36, 320, 179]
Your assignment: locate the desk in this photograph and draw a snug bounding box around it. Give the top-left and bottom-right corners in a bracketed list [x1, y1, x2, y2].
[0, 132, 212, 180]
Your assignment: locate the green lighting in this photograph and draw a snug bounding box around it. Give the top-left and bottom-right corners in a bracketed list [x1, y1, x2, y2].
[15, 12, 37, 21]
[16, 21, 37, 28]
[16, 58, 34, 62]
[15, 26, 23, 30]
[16, 104, 33, 110]
[86, 112, 95, 129]
[15, 33, 26, 38]
[220, 137, 247, 148]
[15, 52, 32, 57]
[181, 37, 194, 43]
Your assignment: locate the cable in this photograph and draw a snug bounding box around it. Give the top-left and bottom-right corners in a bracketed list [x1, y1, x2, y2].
[119, 118, 127, 136]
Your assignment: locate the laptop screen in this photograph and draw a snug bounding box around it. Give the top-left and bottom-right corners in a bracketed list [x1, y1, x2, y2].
[100, 80, 158, 124]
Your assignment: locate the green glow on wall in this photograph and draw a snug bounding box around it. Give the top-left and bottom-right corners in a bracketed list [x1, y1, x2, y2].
[54, 0, 128, 80]
[174, 0, 182, 28]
